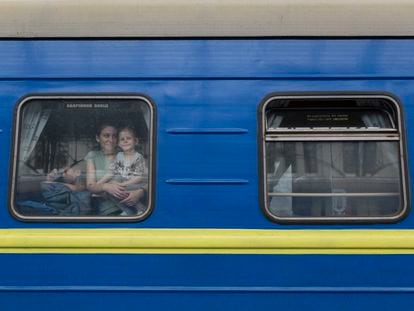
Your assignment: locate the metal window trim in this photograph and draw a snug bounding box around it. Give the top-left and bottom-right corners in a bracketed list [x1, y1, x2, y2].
[259, 92, 410, 224]
[9, 94, 157, 223]
[265, 136, 400, 142]
[268, 192, 400, 197]
[265, 106, 397, 131]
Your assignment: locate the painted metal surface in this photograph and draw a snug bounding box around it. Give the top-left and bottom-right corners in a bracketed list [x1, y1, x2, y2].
[0, 39, 414, 309]
[1, 40, 414, 78]
[1, 254, 414, 309]
[2, 41, 414, 229]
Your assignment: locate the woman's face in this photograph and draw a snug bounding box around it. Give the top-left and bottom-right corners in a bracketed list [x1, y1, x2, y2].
[96, 126, 117, 154]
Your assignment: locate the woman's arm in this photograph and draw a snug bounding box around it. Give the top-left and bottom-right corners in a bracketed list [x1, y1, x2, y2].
[86, 159, 127, 199]
[96, 172, 114, 185]
[119, 176, 144, 187]
[86, 159, 105, 193]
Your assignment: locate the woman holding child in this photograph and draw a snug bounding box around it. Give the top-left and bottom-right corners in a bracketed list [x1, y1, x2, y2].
[85, 123, 147, 216]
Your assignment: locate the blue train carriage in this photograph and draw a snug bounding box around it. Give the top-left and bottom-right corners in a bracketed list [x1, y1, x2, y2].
[0, 0, 414, 309]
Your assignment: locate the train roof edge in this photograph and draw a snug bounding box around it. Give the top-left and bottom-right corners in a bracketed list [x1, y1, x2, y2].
[1, 0, 413, 38]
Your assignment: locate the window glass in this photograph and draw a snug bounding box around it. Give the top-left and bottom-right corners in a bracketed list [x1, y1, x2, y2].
[12, 96, 154, 221]
[262, 96, 408, 222]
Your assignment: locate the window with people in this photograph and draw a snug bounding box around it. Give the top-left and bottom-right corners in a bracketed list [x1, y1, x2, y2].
[11, 96, 154, 220]
[261, 95, 408, 223]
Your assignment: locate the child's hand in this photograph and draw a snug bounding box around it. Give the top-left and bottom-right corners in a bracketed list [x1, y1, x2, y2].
[46, 169, 59, 181]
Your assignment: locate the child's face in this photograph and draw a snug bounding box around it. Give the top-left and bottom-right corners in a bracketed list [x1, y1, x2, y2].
[118, 129, 138, 152]
[63, 167, 81, 184]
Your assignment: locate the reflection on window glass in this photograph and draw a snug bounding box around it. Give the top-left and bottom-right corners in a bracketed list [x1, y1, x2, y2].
[263, 96, 407, 222]
[13, 97, 153, 220]
[267, 141, 402, 217]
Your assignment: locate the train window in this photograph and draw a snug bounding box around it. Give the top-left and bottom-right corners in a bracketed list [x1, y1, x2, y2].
[261, 95, 408, 223]
[11, 95, 154, 221]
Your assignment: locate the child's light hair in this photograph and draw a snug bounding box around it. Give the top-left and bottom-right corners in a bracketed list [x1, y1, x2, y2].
[118, 126, 138, 139]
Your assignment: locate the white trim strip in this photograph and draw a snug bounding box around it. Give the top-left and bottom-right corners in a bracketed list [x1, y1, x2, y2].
[0, 0, 414, 37]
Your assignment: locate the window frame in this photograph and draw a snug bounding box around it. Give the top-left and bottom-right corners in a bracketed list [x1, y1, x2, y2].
[259, 93, 410, 224]
[9, 94, 156, 222]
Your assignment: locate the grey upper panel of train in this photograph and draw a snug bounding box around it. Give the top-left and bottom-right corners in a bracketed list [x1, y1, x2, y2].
[0, 0, 413, 38]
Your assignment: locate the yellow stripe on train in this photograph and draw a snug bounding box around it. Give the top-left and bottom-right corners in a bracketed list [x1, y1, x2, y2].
[0, 229, 413, 254]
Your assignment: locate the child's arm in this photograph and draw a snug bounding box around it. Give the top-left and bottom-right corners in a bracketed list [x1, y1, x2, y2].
[119, 176, 144, 187]
[46, 169, 60, 182]
[71, 175, 86, 191]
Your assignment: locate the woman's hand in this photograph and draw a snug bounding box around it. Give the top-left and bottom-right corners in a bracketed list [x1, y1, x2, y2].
[102, 183, 127, 200]
[120, 188, 145, 206]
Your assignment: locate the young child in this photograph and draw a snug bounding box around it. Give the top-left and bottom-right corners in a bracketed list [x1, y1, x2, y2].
[97, 126, 147, 215]
[42, 162, 91, 215]
[46, 165, 85, 192]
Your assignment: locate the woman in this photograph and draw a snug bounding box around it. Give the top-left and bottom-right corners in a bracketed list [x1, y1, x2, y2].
[85, 123, 146, 216]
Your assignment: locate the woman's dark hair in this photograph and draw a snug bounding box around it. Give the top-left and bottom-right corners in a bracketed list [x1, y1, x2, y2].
[95, 122, 118, 137]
